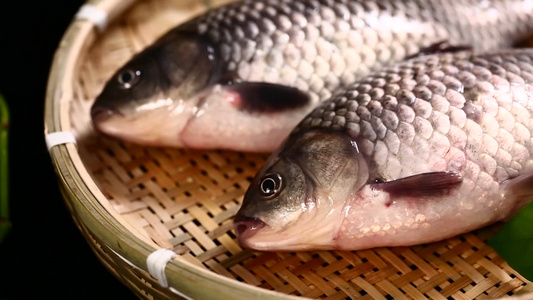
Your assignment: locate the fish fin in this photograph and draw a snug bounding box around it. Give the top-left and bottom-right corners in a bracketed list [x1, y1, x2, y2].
[405, 41, 472, 60]
[501, 172, 533, 220]
[372, 171, 462, 197]
[224, 82, 311, 113]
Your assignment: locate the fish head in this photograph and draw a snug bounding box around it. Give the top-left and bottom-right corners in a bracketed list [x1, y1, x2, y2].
[90, 29, 220, 146]
[234, 129, 369, 251]
[91, 27, 313, 152]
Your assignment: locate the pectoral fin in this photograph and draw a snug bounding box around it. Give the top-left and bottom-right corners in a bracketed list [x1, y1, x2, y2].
[372, 171, 462, 197]
[501, 172, 533, 218]
[224, 82, 311, 113]
[405, 41, 472, 60]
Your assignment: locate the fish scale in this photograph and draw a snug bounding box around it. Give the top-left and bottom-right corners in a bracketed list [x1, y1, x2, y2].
[298, 50, 533, 184]
[92, 0, 533, 152]
[195, 0, 533, 101]
[235, 49, 533, 251]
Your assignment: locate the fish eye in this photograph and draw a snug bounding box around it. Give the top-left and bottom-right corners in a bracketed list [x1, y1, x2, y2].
[117, 69, 141, 89]
[259, 173, 283, 199]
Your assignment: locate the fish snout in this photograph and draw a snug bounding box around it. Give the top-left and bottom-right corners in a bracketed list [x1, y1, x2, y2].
[91, 105, 117, 124]
[233, 215, 265, 243]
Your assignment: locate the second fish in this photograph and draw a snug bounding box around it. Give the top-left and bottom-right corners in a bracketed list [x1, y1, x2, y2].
[91, 0, 533, 152]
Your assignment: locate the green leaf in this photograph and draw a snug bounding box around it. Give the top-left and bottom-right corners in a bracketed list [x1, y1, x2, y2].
[487, 203, 533, 281]
[0, 93, 9, 244]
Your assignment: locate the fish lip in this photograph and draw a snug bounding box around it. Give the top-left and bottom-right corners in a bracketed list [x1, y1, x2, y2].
[233, 215, 266, 247]
[90, 104, 126, 135]
[90, 104, 121, 124]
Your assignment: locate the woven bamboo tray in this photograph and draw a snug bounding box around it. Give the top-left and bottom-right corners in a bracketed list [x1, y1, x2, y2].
[44, 0, 533, 299]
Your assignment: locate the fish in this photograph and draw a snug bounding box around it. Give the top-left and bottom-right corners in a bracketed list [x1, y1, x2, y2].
[234, 48, 533, 251]
[91, 0, 533, 152]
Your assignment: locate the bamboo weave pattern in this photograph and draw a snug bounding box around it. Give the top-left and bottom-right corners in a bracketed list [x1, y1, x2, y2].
[69, 0, 529, 298]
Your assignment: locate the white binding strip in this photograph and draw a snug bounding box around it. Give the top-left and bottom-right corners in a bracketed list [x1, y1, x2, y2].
[75, 4, 108, 31]
[111, 247, 193, 299]
[147, 249, 177, 289]
[45, 131, 77, 151]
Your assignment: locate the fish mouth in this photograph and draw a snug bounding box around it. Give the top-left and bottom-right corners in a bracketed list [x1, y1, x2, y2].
[89, 91, 202, 147]
[91, 104, 124, 136]
[233, 215, 266, 247]
[91, 105, 120, 124]
[233, 210, 341, 251]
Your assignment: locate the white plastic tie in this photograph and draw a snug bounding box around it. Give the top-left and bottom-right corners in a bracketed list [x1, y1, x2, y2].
[114, 248, 192, 299]
[75, 4, 108, 31]
[45, 131, 77, 151]
[147, 249, 177, 288]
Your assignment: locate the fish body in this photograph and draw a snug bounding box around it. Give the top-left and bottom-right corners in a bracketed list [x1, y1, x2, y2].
[235, 49, 533, 251]
[91, 0, 533, 152]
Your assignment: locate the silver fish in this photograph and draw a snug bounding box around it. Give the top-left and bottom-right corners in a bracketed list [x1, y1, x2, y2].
[91, 0, 533, 152]
[234, 48, 533, 251]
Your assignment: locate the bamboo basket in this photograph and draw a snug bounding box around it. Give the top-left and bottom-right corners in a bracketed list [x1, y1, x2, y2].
[44, 0, 533, 299]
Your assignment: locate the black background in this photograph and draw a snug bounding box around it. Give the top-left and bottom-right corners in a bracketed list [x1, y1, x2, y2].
[0, 1, 135, 299]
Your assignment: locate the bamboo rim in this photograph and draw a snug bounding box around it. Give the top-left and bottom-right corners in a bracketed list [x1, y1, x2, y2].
[43, 0, 533, 299]
[44, 1, 300, 299]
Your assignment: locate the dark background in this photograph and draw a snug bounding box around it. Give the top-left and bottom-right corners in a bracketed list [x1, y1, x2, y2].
[0, 1, 135, 299]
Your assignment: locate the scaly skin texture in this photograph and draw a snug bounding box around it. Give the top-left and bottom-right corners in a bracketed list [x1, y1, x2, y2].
[92, 0, 533, 152]
[235, 49, 533, 251]
[293, 49, 533, 249]
[193, 0, 533, 102]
